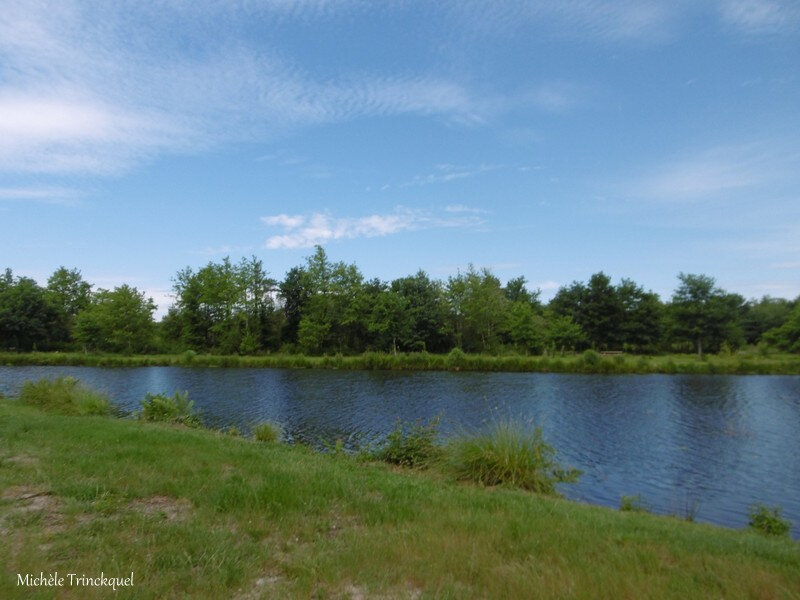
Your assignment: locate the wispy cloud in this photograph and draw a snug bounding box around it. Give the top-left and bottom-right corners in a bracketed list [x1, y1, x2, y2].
[444, 204, 490, 214]
[446, 1, 678, 42]
[397, 164, 502, 188]
[0, 185, 80, 205]
[627, 141, 799, 201]
[0, 1, 488, 178]
[718, 0, 800, 34]
[262, 208, 485, 249]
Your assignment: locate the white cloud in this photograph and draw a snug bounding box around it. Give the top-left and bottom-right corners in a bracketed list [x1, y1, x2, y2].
[447, 0, 678, 42]
[444, 204, 490, 214]
[718, 0, 800, 33]
[0, 1, 487, 177]
[628, 142, 798, 201]
[262, 208, 485, 249]
[0, 186, 79, 204]
[262, 214, 307, 228]
[398, 164, 503, 188]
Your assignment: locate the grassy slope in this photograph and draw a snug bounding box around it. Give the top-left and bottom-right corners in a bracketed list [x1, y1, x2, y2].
[1, 402, 798, 599]
[2, 350, 800, 374]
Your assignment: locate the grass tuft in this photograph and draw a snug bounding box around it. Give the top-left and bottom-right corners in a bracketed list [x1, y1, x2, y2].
[749, 504, 791, 537]
[139, 390, 202, 427]
[18, 376, 111, 416]
[252, 421, 282, 443]
[373, 417, 442, 468]
[620, 494, 650, 513]
[445, 420, 581, 495]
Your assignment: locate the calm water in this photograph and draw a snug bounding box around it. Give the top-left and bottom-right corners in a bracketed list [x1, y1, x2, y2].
[2, 366, 799, 537]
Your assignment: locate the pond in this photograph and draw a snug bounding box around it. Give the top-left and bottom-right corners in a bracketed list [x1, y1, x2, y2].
[2, 366, 799, 537]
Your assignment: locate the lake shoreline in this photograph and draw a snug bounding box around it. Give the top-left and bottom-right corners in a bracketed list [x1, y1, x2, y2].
[3, 350, 800, 375]
[1, 399, 798, 598]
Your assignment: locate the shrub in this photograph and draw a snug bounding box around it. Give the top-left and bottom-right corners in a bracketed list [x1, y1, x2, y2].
[18, 377, 110, 416]
[139, 391, 201, 427]
[252, 421, 282, 443]
[222, 425, 241, 437]
[620, 495, 650, 513]
[748, 504, 791, 537]
[446, 421, 581, 495]
[373, 417, 442, 468]
[581, 349, 600, 367]
[446, 347, 466, 369]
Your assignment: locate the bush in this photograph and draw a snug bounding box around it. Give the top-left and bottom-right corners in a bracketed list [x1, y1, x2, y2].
[252, 421, 282, 443]
[373, 417, 442, 468]
[581, 349, 600, 367]
[139, 391, 201, 427]
[446, 421, 581, 495]
[748, 504, 791, 537]
[18, 377, 110, 416]
[620, 495, 650, 513]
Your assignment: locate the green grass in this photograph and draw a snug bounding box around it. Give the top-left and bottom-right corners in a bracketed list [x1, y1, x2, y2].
[3, 349, 800, 374]
[138, 391, 201, 428]
[371, 417, 443, 468]
[17, 376, 111, 416]
[445, 421, 581, 495]
[252, 421, 282, 443]
[1, 399, 799, 598]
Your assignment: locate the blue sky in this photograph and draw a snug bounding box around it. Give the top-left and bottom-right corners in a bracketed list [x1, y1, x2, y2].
[1, 0, 798, 315]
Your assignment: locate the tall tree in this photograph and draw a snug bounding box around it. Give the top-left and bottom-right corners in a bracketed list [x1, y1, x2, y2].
[447, 266, 508, 352]
[741, 296, 794, 345]
[617, 278, 664, 352]
[75, 285, 156, 353]
[763, 302, 800, 352]
[368, 289, 413, 354]
[391, 271, 451, 352]
[550, 272, 623, 350]
[46, 267, 92, 345]
[669, 273, 742, 357]
[0, 273, 60, 351]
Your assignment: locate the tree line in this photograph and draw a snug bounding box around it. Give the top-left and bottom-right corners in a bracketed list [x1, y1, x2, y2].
[1, 247, 798, 356]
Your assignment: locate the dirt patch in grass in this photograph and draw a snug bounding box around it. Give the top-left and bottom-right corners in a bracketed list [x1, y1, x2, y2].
[2, 454, 39, 466]
[1, 486, 63, 533]
[129, 495, 192, 521]
[234, 573, 284, 600]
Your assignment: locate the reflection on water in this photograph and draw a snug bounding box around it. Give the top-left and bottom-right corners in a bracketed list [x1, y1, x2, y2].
[1, 366, 798, 537]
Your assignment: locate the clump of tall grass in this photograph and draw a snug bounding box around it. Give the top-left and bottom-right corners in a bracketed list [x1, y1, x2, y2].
[252, 421, 282, 443]
[373, 417, 443, 468]
[445, 420, 581, 495]
[18, 377, 111, 416]
[748, 504, 791, 537]
[620, 494, 650, 513]
[138, 391, 201, 427]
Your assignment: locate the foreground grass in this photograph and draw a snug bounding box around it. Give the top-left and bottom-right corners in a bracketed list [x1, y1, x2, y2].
[1, 402, 798, 599]
[3, 350, 800, 374]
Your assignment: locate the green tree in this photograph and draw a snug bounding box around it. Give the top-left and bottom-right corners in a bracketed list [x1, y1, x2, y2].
[617, 278, 664, 352]
[544, 313, 585, 353]
[75, 285, 156, 353]
[447, 267, 508, 352]
[741, 296, 794, 345]
[391, 271, 451, 352]
[0, 272, 60, 351]
[368, 290, 413, 354]
[550, 273, 623, 350]
[763, 302, 800, 352]
[506, 301, 545, 353]
[669, 273, 743, 357]
[504, 276, 541, 307]
[46, 267, 92, 346]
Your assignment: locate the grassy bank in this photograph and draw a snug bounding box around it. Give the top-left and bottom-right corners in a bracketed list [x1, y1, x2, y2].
[2, 350, 800, 375]
[2, 399, 799, 598]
